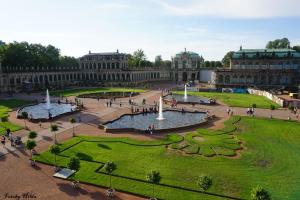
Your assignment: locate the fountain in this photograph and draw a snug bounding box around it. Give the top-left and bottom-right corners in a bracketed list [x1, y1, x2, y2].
[163, 84, 215, 105]
[46, 89, 51, 110]
[17, 89, 77, 121]
[184, 84, 188, 100]
[103, 94, 209, 132]
[156, 96, 164, 120]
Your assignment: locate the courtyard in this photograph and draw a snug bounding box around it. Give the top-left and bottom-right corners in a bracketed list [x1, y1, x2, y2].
[1, 86, 300, 200]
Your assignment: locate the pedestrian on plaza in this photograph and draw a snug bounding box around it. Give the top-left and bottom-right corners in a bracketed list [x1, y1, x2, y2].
[106, 101, 109, 107]
[1, 136, 6, 147]
[109, 101, 112, 107]
[39, 121, 42, 129]
[120, 102, 122, 107]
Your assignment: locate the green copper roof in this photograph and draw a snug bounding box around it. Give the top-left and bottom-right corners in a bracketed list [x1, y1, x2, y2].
[232, 48, 300, 59]
[175, 51, 200, 58]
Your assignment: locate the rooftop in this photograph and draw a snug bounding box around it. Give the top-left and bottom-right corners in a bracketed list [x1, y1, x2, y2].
[232, 48, 300, 59]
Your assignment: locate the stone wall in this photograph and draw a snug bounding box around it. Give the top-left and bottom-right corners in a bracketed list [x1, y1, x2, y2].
[247, 88, 284, 107]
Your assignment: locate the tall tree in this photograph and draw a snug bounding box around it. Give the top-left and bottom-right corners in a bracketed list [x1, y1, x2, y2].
[204, 61, 210, 68]
[222, 51, 234, 68]
[292, 45, 300, 52]
[50, 124, 59, 144]
[146, 170, 161, 199]
[133, 49, 146, 67]
[154, 55, 163, 67]
[266, 38, 290, 49]
[104, 162, 117, 189]
[50, 145, 60, 167]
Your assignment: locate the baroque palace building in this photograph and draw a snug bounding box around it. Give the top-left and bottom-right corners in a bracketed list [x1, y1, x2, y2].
[213, 47, 300, 88]
[0, 51, 170, 93]
[170, 48, 204, 83]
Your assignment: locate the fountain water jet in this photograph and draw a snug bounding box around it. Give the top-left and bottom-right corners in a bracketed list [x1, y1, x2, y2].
[156, 96, 164, 120]
[184, 84, 188, 100]
[46, 89, 51, 110]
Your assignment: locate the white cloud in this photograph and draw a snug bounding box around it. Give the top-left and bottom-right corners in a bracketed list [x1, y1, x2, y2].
[155, 0, 300, 18]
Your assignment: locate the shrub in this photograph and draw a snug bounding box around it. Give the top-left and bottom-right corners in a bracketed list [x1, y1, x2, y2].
[197, 174, 212, 191]
[28, 131, 38, 139]
[250, 185, 271, 200]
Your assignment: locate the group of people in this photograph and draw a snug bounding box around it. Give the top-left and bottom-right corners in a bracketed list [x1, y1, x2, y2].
[226, 108, 234, 116]
[246, 107, 255, 116]
[1, 128, 18, 148]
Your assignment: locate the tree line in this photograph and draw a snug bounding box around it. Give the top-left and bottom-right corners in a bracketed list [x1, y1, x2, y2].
[0, 40, 78, 71]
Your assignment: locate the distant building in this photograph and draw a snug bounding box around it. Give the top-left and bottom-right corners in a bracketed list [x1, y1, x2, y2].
[171, 49, 204, 83]
[0, 51, 171, 93]
[213, 47, 300, 88]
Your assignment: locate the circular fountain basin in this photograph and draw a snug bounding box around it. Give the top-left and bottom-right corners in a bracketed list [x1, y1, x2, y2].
[18, 103, 77, 121]
[102, 110, 208, 133]
[164, 94, 215, 105]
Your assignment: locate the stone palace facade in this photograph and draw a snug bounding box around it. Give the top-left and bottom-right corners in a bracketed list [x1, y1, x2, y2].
[213, 48, 300, 89]
[0, 51, 170, 93]
[170, 49, 204, 83]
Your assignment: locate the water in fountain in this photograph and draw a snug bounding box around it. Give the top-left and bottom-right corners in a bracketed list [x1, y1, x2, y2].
[157, 96, 164, 120]
[184, 84, 188, 100]
[46, 89, 51, 110]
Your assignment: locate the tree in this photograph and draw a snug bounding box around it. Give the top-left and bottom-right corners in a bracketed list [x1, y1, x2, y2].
[28, 131, 37, 139]
[250, 185, 271, 200]
[204, 61, 210, 68]
[146, 170, 161, 199]
[222, 51, 234, 68]
[21, 112, 28, 129]
[0, 40, 5, 46]
[68, 157, 80, 171]
[197, 174, 212, 191]
[270, 105, 275, 118]
[50, 145, 60, 167]
[215, 61, 223, 67]
[104, 162, 117, 189]
[0, 41, 78, 72]
[133, 49, 146, 67]
[154, 55, 162, 67]
[292, 45, 300, 52]
[26, 140, 36, 159]
[69, 118, 76, 137]
[266, 38, 290, 49]
[50, 124, 59, 144]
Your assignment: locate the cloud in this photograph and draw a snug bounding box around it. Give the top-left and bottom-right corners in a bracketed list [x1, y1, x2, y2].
[155, 0, 300, 18]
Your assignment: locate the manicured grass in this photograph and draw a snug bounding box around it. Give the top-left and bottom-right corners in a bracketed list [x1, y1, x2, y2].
[50, 87, 146, 97]
[175, 91, 280, 109]
[34, 116, 300, 199]
[0, 99, 31, 134]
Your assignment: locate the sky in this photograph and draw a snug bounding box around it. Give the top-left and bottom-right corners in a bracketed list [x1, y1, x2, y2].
[1, 0, 300, 61]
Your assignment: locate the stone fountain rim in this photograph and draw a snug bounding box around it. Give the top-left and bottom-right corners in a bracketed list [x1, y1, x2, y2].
[16, 102, 78, 122]
[100, 109, 211, 134]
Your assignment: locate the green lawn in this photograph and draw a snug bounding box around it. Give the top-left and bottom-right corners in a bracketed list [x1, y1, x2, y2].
[34, 116, 300, 199]
[50, 87, 146, 97]
[0, 99, 31, 134]
[175, 91, 280, 109]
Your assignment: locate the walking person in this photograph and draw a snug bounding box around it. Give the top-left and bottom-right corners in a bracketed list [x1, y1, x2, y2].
[1, 136, 6, 148]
